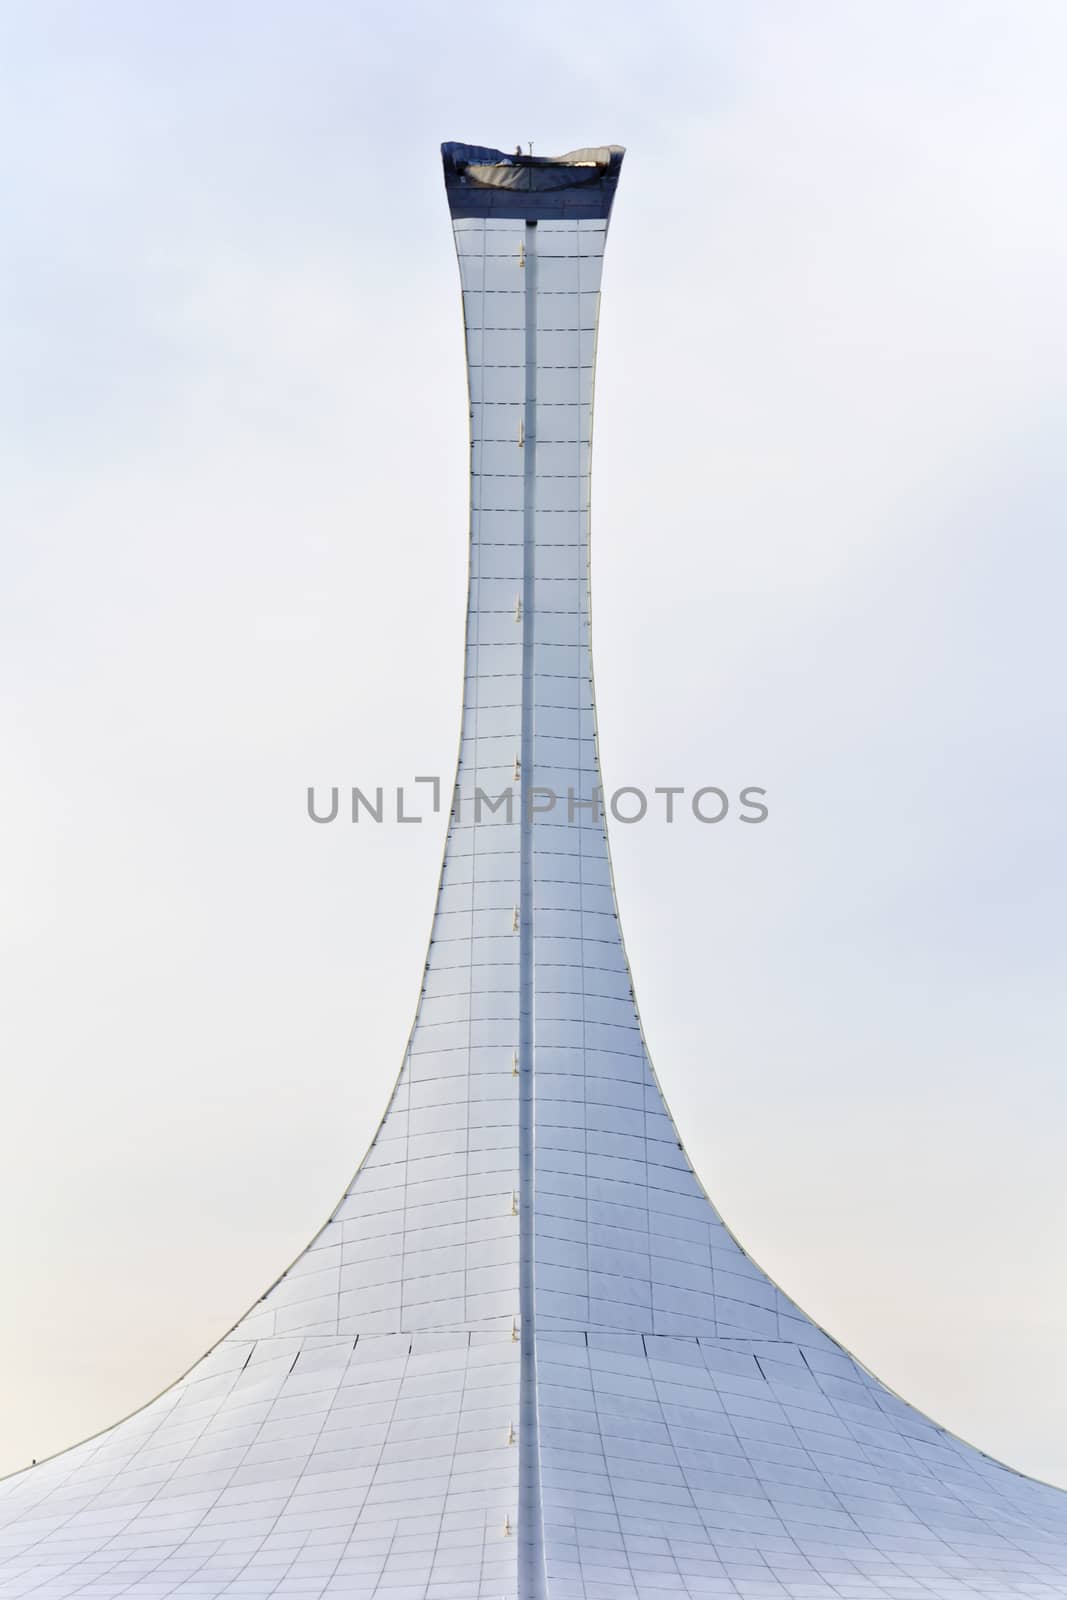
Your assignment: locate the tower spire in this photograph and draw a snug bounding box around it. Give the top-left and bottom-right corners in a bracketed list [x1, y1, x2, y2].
[1, 141, 1066, 1600]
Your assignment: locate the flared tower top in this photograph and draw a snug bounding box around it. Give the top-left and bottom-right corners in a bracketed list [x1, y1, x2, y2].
[441, 140, 625, 220]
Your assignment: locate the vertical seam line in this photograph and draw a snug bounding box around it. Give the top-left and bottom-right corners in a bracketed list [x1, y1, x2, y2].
[518, 217, 546, 1600]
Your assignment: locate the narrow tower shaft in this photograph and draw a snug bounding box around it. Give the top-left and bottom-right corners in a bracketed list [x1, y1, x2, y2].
[442, 149, 625, 1593]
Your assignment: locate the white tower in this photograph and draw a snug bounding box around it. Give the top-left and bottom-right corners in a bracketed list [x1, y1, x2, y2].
[1, 142, 1066, 1600]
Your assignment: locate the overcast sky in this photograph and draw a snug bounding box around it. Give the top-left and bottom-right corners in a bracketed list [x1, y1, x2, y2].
[2, 0, 1066, 1488]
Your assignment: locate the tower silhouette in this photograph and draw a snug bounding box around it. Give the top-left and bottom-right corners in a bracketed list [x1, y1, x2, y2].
[2, 141, 1066, 1600]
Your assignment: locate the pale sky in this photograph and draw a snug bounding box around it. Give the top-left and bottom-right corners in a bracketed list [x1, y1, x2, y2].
[2, 0, 1066, 1487]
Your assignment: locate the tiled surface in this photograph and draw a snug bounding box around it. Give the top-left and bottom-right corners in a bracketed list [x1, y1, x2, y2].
[0, 1333, 519, 1598]
[2, 161, 1067, 1598]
